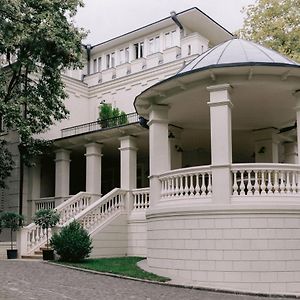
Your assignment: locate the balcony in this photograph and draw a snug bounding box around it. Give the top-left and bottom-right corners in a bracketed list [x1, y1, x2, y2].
[61, 112, 139, 138]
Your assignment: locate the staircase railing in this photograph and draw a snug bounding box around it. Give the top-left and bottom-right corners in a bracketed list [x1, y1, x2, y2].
[20, 192, 96, 256]
[69, 188, 126, 236]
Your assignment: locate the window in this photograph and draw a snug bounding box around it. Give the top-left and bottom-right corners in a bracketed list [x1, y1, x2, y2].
[164, 30, 177, 49]
[106, 52, 115, 69]
[148, 36, 160, 54]
[134, 42, 144, 59]
[97, 57, 102, 72]
[119, 47, 130, 64]
[93, 59, 97, 73]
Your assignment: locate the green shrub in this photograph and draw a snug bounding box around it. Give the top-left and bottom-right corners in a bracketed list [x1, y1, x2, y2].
[50, 220, 93, 262]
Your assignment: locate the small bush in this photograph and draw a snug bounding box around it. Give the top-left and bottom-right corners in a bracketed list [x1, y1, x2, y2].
[50, 220, 93, 262]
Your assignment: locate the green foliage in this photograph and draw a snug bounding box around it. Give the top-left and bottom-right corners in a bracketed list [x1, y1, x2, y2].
[239, 0, 300, 62]
[98, 103, 128, 128]
[0, 211, 24, 249]
[0, 0, 86, 184]
[33, 209, 60, 229]
[50, 220, 93, 262]
[55, 257, 170, 282]
[0, 140, 14, 188]
[19, 138, 53, 167]
[33, 208, 60, 250]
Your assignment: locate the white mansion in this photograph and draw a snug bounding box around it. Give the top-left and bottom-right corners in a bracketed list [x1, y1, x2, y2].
[2, 7, 300, 295]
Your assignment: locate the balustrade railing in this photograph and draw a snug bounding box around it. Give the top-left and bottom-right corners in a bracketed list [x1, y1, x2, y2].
[24, 192, 95, 255]
[61, 112, 139, 138]
[159, 166, 212, 199]
[35, 198, 55, 212]
[72, 188, 126, 235]
[132, 188, 150, 210]
[231, 164, 300, 196]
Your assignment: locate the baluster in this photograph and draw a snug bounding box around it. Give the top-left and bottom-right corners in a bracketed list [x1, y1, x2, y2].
[184, 175, 189, 196]
[174, 176, 179, 197]
[200, 173, 206, 196]
[286, 171, 291, 194]
[179, 176, 184, 196]
[246, 170, 252, 195]
[195, 173, 200, 196]
[170, 177, 175, 197]
[292, 171, 298, 193]
[260, 171, 266, 195]
[266, 170, 272, 194]
[279, 171, 285, 194]
[161, 180, 165, 198]
[253, 170, 259, 195]
[189, 174, 194, 196]
[273, 171, 279, 194]
[232, 171, 238, 195]
[239, 170, 245, 195]
[207, 173, 212, 195]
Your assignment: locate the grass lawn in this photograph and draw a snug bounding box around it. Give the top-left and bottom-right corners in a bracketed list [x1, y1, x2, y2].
[54, 256, 170, 282]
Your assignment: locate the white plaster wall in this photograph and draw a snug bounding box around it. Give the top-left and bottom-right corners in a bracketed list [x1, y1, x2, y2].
[90, 213, 128, 258]
[127, 219, 147, 257]
[147, 212, 300, 294]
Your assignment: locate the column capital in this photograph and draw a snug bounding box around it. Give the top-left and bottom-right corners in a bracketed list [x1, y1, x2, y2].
[148, 104, 169, 123]
[119, 136, 138, 151]
[207, 83, 232, 92]
[54, 149, 71, 162]
[207, 83, 233, 108]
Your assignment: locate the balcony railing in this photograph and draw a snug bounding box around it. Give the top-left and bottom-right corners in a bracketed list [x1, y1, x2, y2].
[61, 112, 139, 138]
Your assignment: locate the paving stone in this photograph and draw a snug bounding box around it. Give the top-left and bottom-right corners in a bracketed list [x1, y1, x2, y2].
[0, 260, 293, 300]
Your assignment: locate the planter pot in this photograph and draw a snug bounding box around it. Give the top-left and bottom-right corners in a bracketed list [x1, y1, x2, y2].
[7, 249, 18, 259]
[43, 249, 54, 261]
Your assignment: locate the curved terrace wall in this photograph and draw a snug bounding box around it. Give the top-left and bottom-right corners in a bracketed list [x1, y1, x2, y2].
[147, 205, 300, 294]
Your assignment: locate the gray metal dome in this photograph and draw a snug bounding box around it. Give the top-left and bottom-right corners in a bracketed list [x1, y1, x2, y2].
[178, 38, 300, 75]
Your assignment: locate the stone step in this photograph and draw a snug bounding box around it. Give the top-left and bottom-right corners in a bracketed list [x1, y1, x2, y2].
[21, 255, 43, 260]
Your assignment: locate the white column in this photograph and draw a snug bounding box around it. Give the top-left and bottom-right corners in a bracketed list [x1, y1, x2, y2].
[85, 143, 102, 195]
[119, 136, 137, 190]
[55, 149, 71, 199]
[294, 91, 300, 164]
[148, 105, 170, 207]
[207, 84, 233, 204]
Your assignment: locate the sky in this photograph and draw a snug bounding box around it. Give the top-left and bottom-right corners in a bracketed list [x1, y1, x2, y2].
[75, 0, 257, 45]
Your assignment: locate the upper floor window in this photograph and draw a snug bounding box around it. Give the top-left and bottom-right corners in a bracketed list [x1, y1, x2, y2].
[164, 30, 177, 49]
[148, 36, 160, 54]
[92, 57, 102, 73]
[119, 47, 129, 64]
[134, 42, 144, 59]
[106, 52, 115, 69]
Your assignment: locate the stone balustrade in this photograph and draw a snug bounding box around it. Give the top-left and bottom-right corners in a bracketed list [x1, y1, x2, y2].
[159, 166, 212, 200]
[73, 188, 126, 235]
[231, 163, 300, 197]
[20, 192, 95, 256]
[132, 188, 150, 210]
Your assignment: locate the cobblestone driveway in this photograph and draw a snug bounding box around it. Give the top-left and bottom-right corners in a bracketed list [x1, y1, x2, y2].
[0, 260, 293, 300]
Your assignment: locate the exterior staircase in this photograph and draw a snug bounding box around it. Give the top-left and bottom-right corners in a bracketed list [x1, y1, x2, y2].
[18, 188, 130, 258]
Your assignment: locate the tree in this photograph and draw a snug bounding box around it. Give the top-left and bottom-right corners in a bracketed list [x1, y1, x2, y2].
[239, 0, 300, 62]
[0, 0, 86, 187]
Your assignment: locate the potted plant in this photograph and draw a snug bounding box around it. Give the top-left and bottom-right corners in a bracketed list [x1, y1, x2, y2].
[33, 209, 60, 260]
[0, 211, 24, 259]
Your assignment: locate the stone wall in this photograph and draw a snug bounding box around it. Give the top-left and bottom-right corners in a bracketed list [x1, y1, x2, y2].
[147, 209, 300, 294]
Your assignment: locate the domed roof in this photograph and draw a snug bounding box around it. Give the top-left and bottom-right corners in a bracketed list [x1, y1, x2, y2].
[178, 38, 300, 75]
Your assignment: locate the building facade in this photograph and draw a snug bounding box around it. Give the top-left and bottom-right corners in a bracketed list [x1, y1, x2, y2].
[2, 7, 300, 295]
